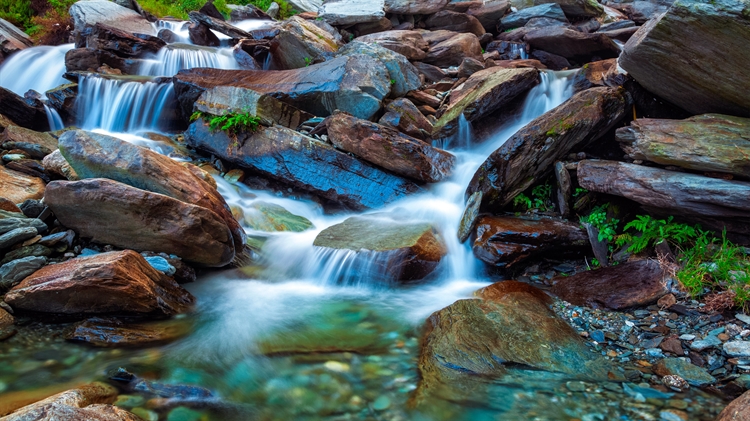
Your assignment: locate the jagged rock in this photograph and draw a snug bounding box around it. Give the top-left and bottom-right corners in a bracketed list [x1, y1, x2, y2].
[44, 179, 235, 266]
[524, 27, 620, 60]
[413, 62, 446, 83]
[424, 11, 485, 37]
[0, 166, 45, 204]
[619, 0, 750, 117]
[6, 250, 194, 315]
[466, 87, 629, 212]
[355, 30, 428, 61]
[616, 114, 750, 179]
[0, 227, 38, 250]
[337, 41, 420, 98]
[188, 22, 220, 47]
[572, 58, 625, 91]
[534, 0, 603, 18]
[319, 0, 386, 26]
[174, 55, 391, 120]
[42, 150, 79, 181]
[352, 17, 392, 37]
[64, 48, 133, 74]
[76, 23, 165, 59]
[69, 0, 155, 36]
[194, 86, 312, 129]
[45, 83, 78, 124]
[227, 4, 272, 20]
[433, 67, 539, 139]
[313, 215, 447, 282]
[327, 112, 455, 183]
[270, 16, 342, 70]
[0, 256, 47, 292]
[384, 0, 448, 14]
[1, 125, 57, 153]
[0, 18, 32, 63]
[423, 32, 483, 67]
[379, 98, 433, 140]
[500, 3, 567, 29]
[465, 0, 511, 32]
[188, 11, 252, 39]
[67, 317, 190, 347]
[0, 87, 49, 131]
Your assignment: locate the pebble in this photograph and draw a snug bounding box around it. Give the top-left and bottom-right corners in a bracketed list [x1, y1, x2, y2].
[662, 374, 689, 392]
[566, 381, 587, 392]
[660, 409, 688, 421]
[590, 330, 605, 343]
[690, 336, 722, 351]
[132, 408, 158, 421]
[372, 396, 391, 411]
[679, 334, 696, 341]
[723, 341, 750, 358]
[736, 314, 750, 325]
[645, 348, 664, 358]
[323, 361, 350, 372]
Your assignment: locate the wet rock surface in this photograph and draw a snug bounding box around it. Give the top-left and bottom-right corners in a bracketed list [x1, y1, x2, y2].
[67, 317, 191, 347]
[0, 166, 45, 205]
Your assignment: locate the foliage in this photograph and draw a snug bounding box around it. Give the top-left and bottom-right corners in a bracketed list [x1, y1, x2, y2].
[231, 0, 297, 19]
[191, 110, 261, 136]
[572, 187, 588, 197]
[615, 215, 699, 254]
[580, 204, 619, 243]
[512, 182, 554, 213]
[0, 0, 34, 30]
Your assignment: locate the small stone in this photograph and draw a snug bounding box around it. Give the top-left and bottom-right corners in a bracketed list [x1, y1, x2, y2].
[724, 341, 750, 358]
[607, 350, 618, 357]
[660, 409, 688, 421]
[566, 381, 587, 392]
[223, 169, 245, 184]
[372, 396, 391, 411]
[658, 293, 677, 308]
[690, 335, 722, 351]
[132, 408, 158, 421]
[323, 361, 350, 372]
[667, 399, 689, 410]
[0, 227, 38, 249]
[736, 313, 750, 324]
[590, 330, 605, 342]
[662, 374, 689, 392]
[20, 235, 41, 247]
[718, 333, 730, 341]
[679, 334, 696, 341]
[646, 348, 664, 358]
[660, 338, 684, 355]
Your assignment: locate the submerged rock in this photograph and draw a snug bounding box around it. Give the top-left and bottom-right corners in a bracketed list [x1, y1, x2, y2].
[5, 250, 194, 316]
[313, 215, 447, 282]
[67, 317, 191, 347]
[242, 201, 313, 232]
[653, 358, 716, 387]
[0, 165, 45, 204]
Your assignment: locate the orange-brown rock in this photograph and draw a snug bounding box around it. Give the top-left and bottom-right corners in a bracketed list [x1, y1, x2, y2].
[0, 166, 45, 204]
[716, 390, 750, 421]
[0, 198, 21, 213]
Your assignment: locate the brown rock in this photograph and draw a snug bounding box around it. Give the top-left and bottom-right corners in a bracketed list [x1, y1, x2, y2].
[657, 293, 677, 309]
[270, 16, 342, 69]
[0, 18, 33, 62]
[0, 198, 21, 213]
[66, 317, 190, 347]
[5, 250, 194, 316]
[0, 126, 58, 152]
[75, 23, 166, 58]
[42, 150, 79, 181]
[424, 11, 485, 37]
[44, 179, 235, 267]
[423, 32, 483, 67]
[379, 98, 433, 140]
[524, 27, 620, 60]
[0, 166, 45, 204]
[355, 30, 428, 60]
[717, 390, 750, 421]
[407, 90, 441, 109]
[660, 337, 684, 355]
[0, 87, 49, 132]
[384, 0, 449, 14]
[551, 260, 670, 310]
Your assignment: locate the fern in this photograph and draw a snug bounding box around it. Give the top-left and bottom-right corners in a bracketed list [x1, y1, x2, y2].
[512, 182, 554, 212]
[616, 215, 699, 253]
[581, 204, 619, 243]
[192, 110, 261, 136]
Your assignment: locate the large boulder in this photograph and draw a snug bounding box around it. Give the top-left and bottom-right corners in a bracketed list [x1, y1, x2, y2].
[466, 87, 629, 212]
[5, 250, 194, 316]
[184, 120, 421, 210]
[500, 3, 568, 29]
[58, 130, 245, 252]
[524, 27, 620, 60]
[472, 215, 589, 267]
[313, 215, 447, 282]
[423, 32, 483, 67]
[270, 16, 342, 70]
[716, 390, 750, 421]
[337, 41, 420, 98]
[0, 18, 32, 63]
[433, 67, 539, 139]
[619, 0, 750, 117]
[0, 87, 49, 132]
[534, 0, 604, 19]
[187, 11, 253, 39]
[355, 30, 429, 60]
[319, 0, 386, 25]
[75, 23, 165, 59]
[64, 47, 133, 74]
[616, 114, 750, 179]
[0, 166, 45, 204]
[379, 98, 433, 140]
[173, 55, 391, 120]
[384, 0, 448, 14]
[44, 179, 235, 266]
[69, 0, 155, 36]
[327, 112, 455, 183]
[424, 11, 485, 37]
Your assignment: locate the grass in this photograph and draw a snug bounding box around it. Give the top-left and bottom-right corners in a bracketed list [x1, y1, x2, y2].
[191, 110, 261, 137]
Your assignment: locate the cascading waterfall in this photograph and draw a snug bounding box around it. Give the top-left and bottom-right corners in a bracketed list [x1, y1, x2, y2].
[153, 20, 191, 44]
[138, 44, 238, 76]
[0, 44, 74, 97]
[44, 104, 64, 131]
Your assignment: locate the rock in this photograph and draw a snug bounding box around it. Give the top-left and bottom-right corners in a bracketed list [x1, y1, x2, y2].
[716, 390, 750, 421]
[622, 1, 672, 25]
[0, 18, 32, 63]
[76, 23, 165, 59]
[379, 98, 433, 140]
[284, 0, 322, 12]
[690, 335, 722, 352]
[355, 30, 428, 61]
[577, 160, 750, 241]
[620, 0, 750, 117]
[534, 0, 603, 18]
[5, 250, 194, 316]
[0, 245, 51, 265]
[0, 87, 49, 131]
[352, 17, 392, 37]
[327, 112, 455, 183]
[662, 375, 689, 393]
[173, 55, 391, 120]
[319, 0, 386, 26]
[384, 0, 448, 14]
[0, 227, 39, 250]
[242, 201, 313, 232]
[0, 198, 21, 213]
[58, 130, 245, 252]
[424, 11, 485, 37]
[144, 255, 176, 275]
[187, 11, 252, 39]
[0, 256, 47, 291]
[457, 57, 485, 78]
[500, 3, 567, 29]
[524, 27, 620, 60]
[432, 67, 539, 139]
[0, 217, 47, 235]
[67, 317, 190, 347]
[0, 166, 45, 204]
[457, 191, 482, 243]
[724, 341, 750, 358]
[270, 16, 342, 70]
[1, 383, 141, 420]
[472, 215, 588, 267]
[313, 215, 447, 282]
[466, 87, 629, 212]
[423, 32, 483, 67]
[551, 260, 670, 310]
[0, 306, 13, 328]
[653, 358, 716, 387]
[185, 120, 421, 210]
[465, 0, 511, 32]
[1, 125, 58, 152]
[188, 22, 220, 47]
[42, 150, 79, 181]
[530, 49, 571, 70]
[616, 114, 750, 179]
[64, 47, 132, 74]
[337, 41, 420, 98]
[414, 62, 446, 83]
[70, 0, 155, 36]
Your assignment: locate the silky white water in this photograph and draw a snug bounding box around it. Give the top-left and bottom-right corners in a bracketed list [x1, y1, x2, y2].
[0, 44, 74, 97]
[138, 43, 238, 76]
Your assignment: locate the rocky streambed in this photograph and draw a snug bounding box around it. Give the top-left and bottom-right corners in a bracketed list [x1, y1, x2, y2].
[0, 0, 749, 419]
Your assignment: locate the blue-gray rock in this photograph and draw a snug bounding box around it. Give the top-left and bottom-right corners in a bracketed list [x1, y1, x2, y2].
[39, 230, 76, 248]
[0, 217, 47, 236]
[724, 341, 750, 358]
[690, 335, 722, 351]
[590, 330, 605, 343]
[654, 358, 716, 387]
[0, 256, 47, 291]
[500, 4, 567, 29]
[319, 0, 385, 26]
[0, 227, 38, 249]
[337, 41, 420, 98]
[144, 256, 177, 276]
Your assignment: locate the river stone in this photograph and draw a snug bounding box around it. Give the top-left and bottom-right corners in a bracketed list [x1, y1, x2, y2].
[457, 191, 482, 243]
[0, 218, 47, 236]
[5, 250, 194, 316]
[466, 87, 629, 212]
[319, 0, 386, 26]
[472, 215, 589, 267]
[337, 41, 420, 99]
[67, 317, 190, 347]
[423, 32, 483, 67]
[76, 23, 166, 59]
[0, 244, 52, 265]
[44, 179, 235, 267]
[616, 114, 750, 178]
[690, 335, 722, 352]
[313, 215, 447, 282]
[0, 18, 32, 63]
[534, 0, 603, 18]
[0, 256, 47, 291]
[174, 54, 391, 121]
[433, 67, 539, 139]
[58, 130, 245, 252]
[242, 202, 313, 232]
[1, 125, 58, 152]
[270, 16, 342, 70]
[0, 306, 13, 329]
[42, 150, 79, 181]
[524, 27, 620, 60]
[69, 0, 155, 36]
[619, 0, 750, 117]
[724, 341, 750, 358]
[500, 3, 567, 29]
[185, 120, 421, 210]
[0, 227, 38, 250]
[327, 112, 456, 183]
[0, 87, 49, 131]
[717, 390, 750, 421]
[653, 358, 716, 387]
[424, 11, 486, 37]
[355, 31, 429, 61]
[379, 98, 433, 140]
[0, 198, 21, 213]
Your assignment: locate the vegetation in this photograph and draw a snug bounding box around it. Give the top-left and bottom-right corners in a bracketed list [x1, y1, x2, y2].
[191, 110, 261, 137]
[512, 182, 554, 213]
[580, 204, 619, 243]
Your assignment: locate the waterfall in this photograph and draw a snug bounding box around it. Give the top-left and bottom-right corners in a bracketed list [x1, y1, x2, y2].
[44, 104, 64, 131]
[154, 20, 191, 44]
[76, 75, 176, 132]
[0, 44, 74, 97]
[138, 44, 238, 77]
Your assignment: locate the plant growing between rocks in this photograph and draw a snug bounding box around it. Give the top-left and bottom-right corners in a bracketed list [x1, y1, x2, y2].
[190, 110, 261, 145]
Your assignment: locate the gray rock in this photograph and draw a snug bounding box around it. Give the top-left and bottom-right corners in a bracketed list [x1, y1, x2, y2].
[737, 314, 750, 325]
[534, 0, 604, 19]
[270, 16, 341, 70]
[690, 335, 722, 351]
[0, 18, 33, 62]
[385, 0, 448, 14]
[69, 0, 155, 35]
[337, 41, 420, 98]
[724, 341, 750, 358]
[286, 0, 322, 12]
[654, 358, 716, 387]
[0, 256, 47, 291]
[39, 230, 76, 248]
[319, 0, 386, 26]
[0, 218, 47, 236]
[0, 227, 38, 249]
[500, 3, 567, 29]
[266, 2, 280, 18]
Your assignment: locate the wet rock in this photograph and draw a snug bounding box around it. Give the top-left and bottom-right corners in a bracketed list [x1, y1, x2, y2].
[653, 358, 716, 387]
[67, 317, 190, 347]
[0, 245, 52, 266]
[724, 341, 750, 358]
[188, 22, 220, 47]
[619, 0, 750, 117]
[660, 337, 684, 355]
[500, 3, 567, 30]
[0, 256, 47, 291]
[76, 23, 165, 58]
[0, 18, 32, 63]
[227, 3, 273, 20]
[319, 0, 386, 26]
[0, 87, 49, 131]
[110, 368, 213, 400]
[457, 57, 485, 78]
[5, 250, 194, 316]
[44, 179, 235, 267]
[1, 125, 57, 152]
[535, 0, 604, 18]
[551, 260, 670, 310]
[337, 41, 420, 98]
[185, 119, 421, 210]
[616, 114, 750, 179]
[270, 16, 342, 70]
[42, 150, 79, 181]
[572, 58, 624, 91]
[64, 47, 133, 74]
[379, 98, 433, 140]
[313, 215, 447, 282]
[432, 67, 539, 139]
[355, 30, 428, 61]
[524, 27, 620, 60]
[465, 0, 512, 32]
[472, 215, 588, 267]
[58, 130, 245, 252]
[384, 0, 448, 14]
[423, 32, 483, 67]
[577, 160, 750, 241]
[0, 166, 45, 205]
[457, 191, 482, 243]
[242, 201, 313, 232]
[662, 375, 689, 393]
[690, 335, 722, 352]
[174, 55, 391, 120]
[70, 0, 155, 36]
[466, 87, 629, 212]
[530, 49, 571, 70]
[327, 112, 456, 183]
[187, 11, 252, 39]
[716, 390, 750, 421]
[0, 227, 38, 249]
[425, 11, 485, 37]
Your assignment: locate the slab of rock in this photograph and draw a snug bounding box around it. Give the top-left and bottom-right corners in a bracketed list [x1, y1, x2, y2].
[616, 114, 750, 178]
[75, 23, 165, 59]
[1, 125, 58, 152]
[42, 150, 79, 181]
[64, 47, 134, 74]
[319, 0, 386, 25]
[724, 341, 750, 358]
[44, 179, 235, 267]
[355, 30, 428, 61]
[0, 227, 38, 250]
[716, 390, 750, 421]
[551, 260, 670, 310]
[433, 67, 539, 139]
[0, 256, 47, 292]
[466, 87, 629, 212]
[423, 32, 483, 67]
[5, 250, 194, 316]
[174, 55, 391, 121]
[187, 11, 252, 39]
[313, 215, 447, 282]
[500, 3, 567, 29]
[425, 11, 485, 37]
[0, 218, 47, 236]
[385, 0, 448, 14]
[0, 87, 49, 132]
[270, 16, 342, 70]
[67, 317, 190, 347]
[653, 358, 716, 387]
[185, 120, 421, 210]
[337, 41, 420, 99]
[69, 0, 155, 36]
[619, 0, 750, 117]
[524, 27, 620, 60]
[0, 166, 45, 204]
[241, 202, 313, 232]
[534, 0, 603, 18]
[379, 98, 433, 140]
[466, 0, 511, 32]
[188, 22, 220, 47]
[327, 112, 455, 183]
[0, 18, 32, 63]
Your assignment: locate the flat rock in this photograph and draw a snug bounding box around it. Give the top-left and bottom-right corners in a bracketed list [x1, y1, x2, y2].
[0, 218, 47, 236]
[619, 0, 750, 117]
[534, 0, 603, 18]
[424, 11, 485, 37]
[653, 358, 716, 387]
[500, 3, 567, 29]
[524, 27, 620, 60]
[724, 341, 750, 358]
[423, 32, 483, 67]
[551, 260, 670, 310]
[337, 41, 420, 99]
[44, 179, 235, 267]
[0, 256, 47, 292]
[0, 227, 38, 250]
[379, 98, 433, 140]
[0, 18, 32, 62]
[319, 0, 386, 26]
[241, 202, 313, 232]
[0, 166, 45, 205]
[0, 87, 49, 131]
[327, 112, 455, 183]
[75, 23, 165, 58]
[5, 250, 194, 316]
[67, 317, 190, 347]
[690, 335, 722, 351]
[69, 0, 155, 36]
[1, 125, 58, 152]
[385, 0, 448, 14]
[355, 30, 428, 61]
[270, 16, 342, 70]
[313, 215, 447, 282]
